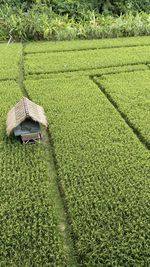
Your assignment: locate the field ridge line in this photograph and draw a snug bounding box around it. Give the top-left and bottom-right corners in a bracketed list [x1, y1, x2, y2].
[25, 43, 150, 55]
[43, 128, 80, 267]
[0, 78, 16, 82]
[19, 43, 79, 267]
[25, 66, 149, 82]
[90, 75, 150, 151]
[25, 61, 150, 77]
[19, 43, 30, 97]
[146, 63, 150, 70]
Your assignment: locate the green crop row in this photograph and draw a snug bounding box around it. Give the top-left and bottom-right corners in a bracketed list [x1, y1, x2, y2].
[0, 44, 21, 80]
[25, 36, 150, 54]
[25, 76, 150, 267]
[25, 64, 148, 80]
[96, 70, 150, 145]
[0, 80, 67, 266]
[25, 45, 150, 75]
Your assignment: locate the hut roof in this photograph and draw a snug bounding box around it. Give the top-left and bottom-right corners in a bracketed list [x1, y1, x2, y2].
[6, 97, 48, 136]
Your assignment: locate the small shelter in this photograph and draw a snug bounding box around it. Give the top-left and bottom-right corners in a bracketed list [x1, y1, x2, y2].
[6, 97, 48, 144]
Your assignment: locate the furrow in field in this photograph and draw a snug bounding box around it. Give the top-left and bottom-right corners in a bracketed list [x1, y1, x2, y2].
[95, 70, 150, 148]
[25, 36, 150, 53]
[24, 46, 150, 74]
[25, 64, 148, 80]
[25, 76, 150, 267]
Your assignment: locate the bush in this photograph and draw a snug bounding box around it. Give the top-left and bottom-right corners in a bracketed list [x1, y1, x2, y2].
[98, 0, 150, 15]
[1, 6, 150, 42]
[1, 0, 150, 14]
[0, 2, 150, 41]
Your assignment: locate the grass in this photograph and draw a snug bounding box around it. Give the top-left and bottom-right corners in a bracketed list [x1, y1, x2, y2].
[25, 36, 150, 53]
[96, 70, 150, 146]
[25, 45, 150, 75]
[25, 64, 148, 80]
[25, 76, 150, 266]
[1, 36, 150, 266]
[0, 82, 67, 266]
[0, 44, 22, 80]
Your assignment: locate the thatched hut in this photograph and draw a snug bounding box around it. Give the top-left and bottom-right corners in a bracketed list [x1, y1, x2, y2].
[6, 97, 48, 144]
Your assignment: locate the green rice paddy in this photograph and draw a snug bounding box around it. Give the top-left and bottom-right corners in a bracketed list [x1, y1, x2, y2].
[0, 36, 150, 266]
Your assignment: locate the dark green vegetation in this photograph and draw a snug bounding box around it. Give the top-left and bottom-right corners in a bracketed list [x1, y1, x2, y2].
[1, 0, 150, 15]
[1, 36, 150, 266]
[0, 0, 150, 41]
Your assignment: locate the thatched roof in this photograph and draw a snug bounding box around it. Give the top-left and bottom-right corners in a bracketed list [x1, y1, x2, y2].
[6, 97, 48, 136]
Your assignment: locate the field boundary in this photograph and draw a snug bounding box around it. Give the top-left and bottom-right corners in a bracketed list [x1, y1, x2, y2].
[0, 78, 16, 82]
[23, 43, 150, 151]
[24, 62, 150, 77]
[19, 44, 30, 97]
[24, 45, 150, 151]
[25, 43, 150, 55]
[24, 65, 149, 83]
[91, 75, 150, 151]
[89, 66, 150, 77]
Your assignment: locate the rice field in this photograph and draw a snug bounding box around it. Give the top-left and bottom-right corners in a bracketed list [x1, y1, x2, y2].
[0, 36, 150, 266]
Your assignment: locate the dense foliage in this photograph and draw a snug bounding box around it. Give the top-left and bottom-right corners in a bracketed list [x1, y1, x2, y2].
[0, 1, 150, 41]
[98, 0, 150, 15]
[23, 37, 150, 266]
[1, 0, 150, 14]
